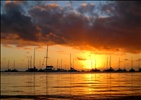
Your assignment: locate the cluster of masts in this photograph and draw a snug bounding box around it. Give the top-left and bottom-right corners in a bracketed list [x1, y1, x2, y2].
[3, 62, 141, 72]
[4, 66, 141, 72]
[3, 45, 141, 72]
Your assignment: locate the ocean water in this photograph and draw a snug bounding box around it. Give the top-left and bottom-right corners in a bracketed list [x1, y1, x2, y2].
[1, 72, 141, 100]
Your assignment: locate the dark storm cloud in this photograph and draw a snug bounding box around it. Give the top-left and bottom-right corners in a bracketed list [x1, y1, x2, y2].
[1, 1, 141, 53]
[100, 1, 141, 53]
[1, 1, 39, 41]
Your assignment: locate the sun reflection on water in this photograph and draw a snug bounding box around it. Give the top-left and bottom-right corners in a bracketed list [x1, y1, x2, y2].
[1, 72, 141, 99]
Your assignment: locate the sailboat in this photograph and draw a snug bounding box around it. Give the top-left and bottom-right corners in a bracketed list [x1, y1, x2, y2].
[26, 48, 38, 72]
[44, 44, 54, 72]
[11, 60, 18, 72]
[103, 54, 115, 72]
[138, 60, 141, 72]
[116, 58, 123, 72]
[91, 57, 100, 72]
[68, 54, 77, 72]
[122, 60, 127, 72]
[4, 60, 11, 72]
[129, 57, 135, 72]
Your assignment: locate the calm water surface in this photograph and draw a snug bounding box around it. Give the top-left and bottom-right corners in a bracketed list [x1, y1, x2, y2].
[1, 72, 141, 100]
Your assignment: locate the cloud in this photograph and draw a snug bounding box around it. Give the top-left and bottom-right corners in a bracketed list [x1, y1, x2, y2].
[124, 58, 128, 61]
[1, 1, 141, 54]
[77, 3, 95, 15]
[76, 57, 86, 61]
[1, 1, 40, 41]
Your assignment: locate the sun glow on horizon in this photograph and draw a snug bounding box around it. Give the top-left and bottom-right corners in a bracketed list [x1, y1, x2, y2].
[1, 44, 141, 71]
[80, 51, 105, 70]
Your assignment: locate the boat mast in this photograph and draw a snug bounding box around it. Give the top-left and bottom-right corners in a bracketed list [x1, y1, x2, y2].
[139, 59, 140, 69]
[73, 58, 74, 69]
[95, 58, 96, 69]
[106, 57, 108, 69]
[131, 57, 133, 69]
[28, 58, 29, 69]
[46, 44, 48, 69]
[13, 60, 15, 69]
[33, 48, 35, 68]
[109, 54, 111, 67]
[118, 57, 120, 69]
[31, 56, 32, 68]
[61, 59, 62, 69]
[7, 60, 9, 70]
[70, 54, 71, 69]
[57, 59, 58, 69]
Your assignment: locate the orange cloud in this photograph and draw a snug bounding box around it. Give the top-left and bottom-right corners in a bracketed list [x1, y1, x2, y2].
[77, 57, 86, 61]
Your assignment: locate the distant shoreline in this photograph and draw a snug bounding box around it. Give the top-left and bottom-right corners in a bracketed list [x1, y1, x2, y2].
[1, 71, 141, 73]
[1, 95, 141, 100]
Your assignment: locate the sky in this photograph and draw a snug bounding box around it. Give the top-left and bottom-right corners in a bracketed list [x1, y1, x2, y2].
[1, 0, 141, 71]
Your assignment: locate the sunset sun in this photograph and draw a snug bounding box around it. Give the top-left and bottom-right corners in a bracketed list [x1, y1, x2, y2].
[79, 51, 105, 70]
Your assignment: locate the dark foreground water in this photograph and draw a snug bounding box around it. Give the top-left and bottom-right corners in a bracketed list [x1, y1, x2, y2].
[1, 72, 141, 100]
